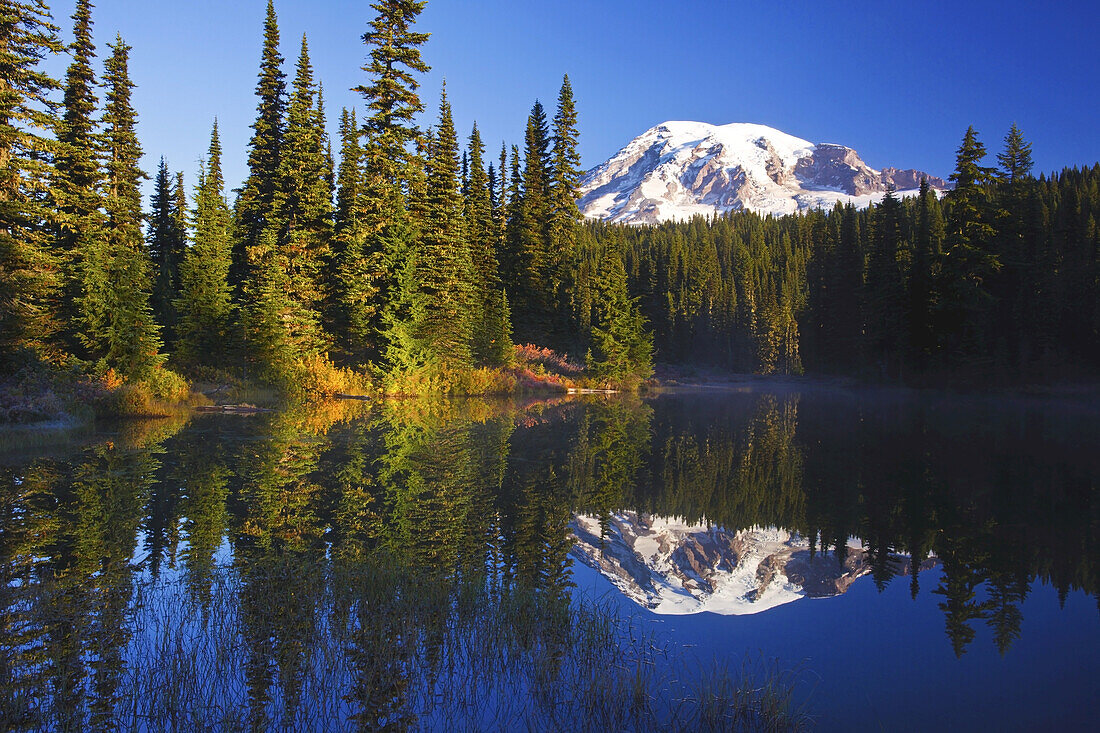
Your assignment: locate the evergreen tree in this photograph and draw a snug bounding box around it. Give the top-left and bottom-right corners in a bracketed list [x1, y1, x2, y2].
[587, 246, 653, 389]
[513, 101, 553, 345]
[355, 0, 430, 371]
[176, 121, 234, 365]
[938, 126, 999, 361]
[271, 34, 331, 323]
[910, 178, 943, 365]
[415, 86, 473, 367]
[53, 0, 103, 344]
[354, 0, 429, 187]
[995, 124, 1035, 368]
[83, 35, 162, 378]
[331, 106, 385, 363]
[233, 0, 286, 291]
[864, 186, 908, 376]
[549, 75, 582, 343]
[997, 123, 1033, 186]
[466, 123, 512, 365]
[147, 158, 186, 347]
[0, 0, 63, 370]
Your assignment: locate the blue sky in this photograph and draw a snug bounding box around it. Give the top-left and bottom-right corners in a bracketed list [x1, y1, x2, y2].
[47, 0, 1100, 198]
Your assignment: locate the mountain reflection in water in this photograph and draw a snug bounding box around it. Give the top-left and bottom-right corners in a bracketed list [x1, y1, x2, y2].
[1, 387, 1097, 729]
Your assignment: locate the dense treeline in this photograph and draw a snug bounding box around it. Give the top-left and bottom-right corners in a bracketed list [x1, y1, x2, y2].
[0, 0, 652, 409]
[613, 128, 1100, 382]
[2, 0, 1096, 413]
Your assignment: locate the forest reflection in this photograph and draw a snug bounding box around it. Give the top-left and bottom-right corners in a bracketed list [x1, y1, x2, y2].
[1, 389, 1097, 729]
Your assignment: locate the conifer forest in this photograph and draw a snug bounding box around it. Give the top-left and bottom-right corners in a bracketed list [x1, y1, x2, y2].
[2, 2, 1099, 730]
[2, 0, 1099, 416]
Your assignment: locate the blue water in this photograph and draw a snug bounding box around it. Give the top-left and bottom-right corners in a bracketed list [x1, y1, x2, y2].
[574, 560, 1099, 730]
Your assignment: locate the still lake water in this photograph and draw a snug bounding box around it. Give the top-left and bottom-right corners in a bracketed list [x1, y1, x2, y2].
[1, 386, 1097, 730]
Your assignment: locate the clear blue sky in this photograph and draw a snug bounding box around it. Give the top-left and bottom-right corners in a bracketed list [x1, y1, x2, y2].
[47, 0, 1100, 199]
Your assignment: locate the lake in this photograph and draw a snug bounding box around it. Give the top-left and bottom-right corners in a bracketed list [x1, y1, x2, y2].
[1, 386, 1097, 730]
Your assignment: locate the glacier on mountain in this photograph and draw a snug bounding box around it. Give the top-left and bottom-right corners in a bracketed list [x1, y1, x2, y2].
[578, 121, 947, 224]
[570, 512, 934, 616]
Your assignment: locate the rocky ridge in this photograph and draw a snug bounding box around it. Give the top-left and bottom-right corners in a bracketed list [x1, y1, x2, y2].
[570, 512, 934, 615]
[578, 121, 948, 224]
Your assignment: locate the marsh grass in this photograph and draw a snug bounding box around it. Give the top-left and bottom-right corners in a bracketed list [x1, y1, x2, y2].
[6, 559, 810, 732]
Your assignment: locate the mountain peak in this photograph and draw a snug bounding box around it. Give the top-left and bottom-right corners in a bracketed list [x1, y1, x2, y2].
[579, 121, 947, 224]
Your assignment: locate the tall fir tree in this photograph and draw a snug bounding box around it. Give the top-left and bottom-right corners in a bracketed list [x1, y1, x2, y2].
[414, 86, 474, 367]
[513, 101, 553, 345]
[270, 34, 332, 324]
[549, 75, 582, 344]
[53, 0, 103, 345]
[466, 123, 512, 365]
[147, 158, 186, 348]
[995, 123, 1035, 368]
[587, 246, 653, 389]
[354, 0, 429, 187]
[0, 0, 63, 370]
[864, 185, 908, 376]
[354, 0, 430, 371]
[997, 123, 1033, 186]
[232, 0, 286, 292]
[938, 126, 999, 361]
[910, 177, 944, 365]
[176, 121, 234, 366]
[83, 35, 162, 378]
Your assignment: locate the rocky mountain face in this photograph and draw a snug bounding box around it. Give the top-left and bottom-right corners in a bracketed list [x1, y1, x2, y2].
[570, 512, 933, 615]
[578, 121, 948, 224]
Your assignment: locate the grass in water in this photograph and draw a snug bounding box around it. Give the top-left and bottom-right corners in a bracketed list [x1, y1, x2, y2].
[3, 558, 810, 731]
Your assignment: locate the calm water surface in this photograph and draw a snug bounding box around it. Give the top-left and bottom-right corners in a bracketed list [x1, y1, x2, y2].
[1, 386, 1097, 730]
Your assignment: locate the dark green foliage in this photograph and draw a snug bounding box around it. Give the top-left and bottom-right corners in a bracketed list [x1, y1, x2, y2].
[511, 101, 554, 346]
[414, 86, 474, 367]
[354, 0, 430, 187]
[147, 158, 186, 347]
[176, 121, 234, 366]
[233, 0, 286, 292]
[466, 123, 512, 365]
[549, 75, 582, 345]
[581, 229, 653, 388]
[0, 0, 62, 370]
[270, 35, 332, 329]
[80, 35, 162, 379]
[997, 123, 1033, 185]
[52, 0, 103, 344]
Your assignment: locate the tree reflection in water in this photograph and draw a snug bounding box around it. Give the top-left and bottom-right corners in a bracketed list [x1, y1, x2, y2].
[0, 389, 1097, 728]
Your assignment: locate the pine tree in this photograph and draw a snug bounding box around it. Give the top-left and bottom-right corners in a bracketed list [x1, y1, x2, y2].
[53, 0, 103, 344]
[997, 123, 1033, 186]
[466, 123, 512, 365]
[355, 0, 430, 371]
[84, 35, 162, 378]
[354, 0, 429, 187]
[0, 0, 63, 370]
[415, 86, 473, 367]
[910, 178, 943, 365]
[233, 0, 286, 291]
[549, 75, 582, 343]
[864, 186, 908, 376]
[176, 121, 234, 365]
[147, 158, 186, 347]
[331, 107, 384, 363]
[271, 34, 331, 322]
[587, 247, 653, 389]
[512, 101, 553, 344]
[938, 126, 999, 361]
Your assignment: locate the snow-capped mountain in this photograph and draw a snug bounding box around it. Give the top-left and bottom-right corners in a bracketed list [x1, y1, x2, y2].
[570, 512, 934, 615]
[578, 121, 948, 224]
